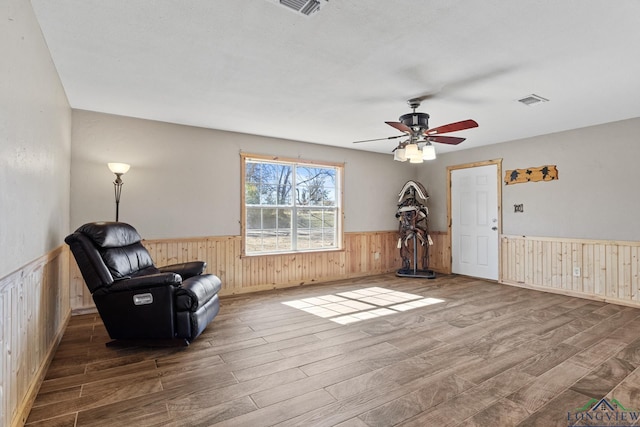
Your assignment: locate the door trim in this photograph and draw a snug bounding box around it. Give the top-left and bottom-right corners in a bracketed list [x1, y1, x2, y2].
[447, 159, 503, 281]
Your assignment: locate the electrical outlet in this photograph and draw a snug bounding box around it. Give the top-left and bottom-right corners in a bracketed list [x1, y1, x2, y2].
[514, 204, 524, 213]
[374, 252, 380, 260]
[573, 267, 581, 277]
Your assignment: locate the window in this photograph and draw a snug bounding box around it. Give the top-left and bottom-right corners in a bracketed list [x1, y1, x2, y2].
[242, 154, 343, 255]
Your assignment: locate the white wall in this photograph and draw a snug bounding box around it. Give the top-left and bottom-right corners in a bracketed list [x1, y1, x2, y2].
[0, 0, 71, 278]
[419, 117, 640, 241]
[70, 110, 416, 238]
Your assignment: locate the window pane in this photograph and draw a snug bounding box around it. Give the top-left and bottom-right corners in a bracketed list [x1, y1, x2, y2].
[246, 208, 262, 230]
[323, 211, 335, 228]
[245, 184, 259, 205]
[259, 184, 276, 205]
[309, 186, 323, 206]
[277, 185, 292, 205]
[309, 231, 323, 249]
[245, 231, 263, 252]
[245, 162, 262, 184]
[308, 210, 323, 228]
[278, 208, 291, 229]
[297, 230, 310, 249]
[296, 166, 336, 207]
[262, 208, 276, 229]
[277, 232, 292, 251]
[296, 186, 310, 206]
[298, 210, 337, 249]
[323, 228, 336, 246]
[261, 232, 277, 252]
[264, 164, 292, 184]
[277, 209, 292, 251]
[324, 187, 336, 206]
[297, 209, 310, 230]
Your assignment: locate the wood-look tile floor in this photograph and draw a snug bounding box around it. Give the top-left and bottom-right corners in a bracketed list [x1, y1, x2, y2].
[27, 274, 640, 427]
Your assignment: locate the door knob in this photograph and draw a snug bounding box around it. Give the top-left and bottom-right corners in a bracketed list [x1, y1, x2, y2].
[491, 226, 498, 231]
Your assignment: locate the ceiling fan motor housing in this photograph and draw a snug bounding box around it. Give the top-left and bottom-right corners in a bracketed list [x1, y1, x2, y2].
[400, 112, 429, 130]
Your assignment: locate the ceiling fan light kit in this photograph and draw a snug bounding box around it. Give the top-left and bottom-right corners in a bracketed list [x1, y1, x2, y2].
[393, 143, 437, 163]
[422, 144, 436, 160]
[394, 148, 407, 162]
[404, 143, 420, 159]
[353, 100, 478, 164]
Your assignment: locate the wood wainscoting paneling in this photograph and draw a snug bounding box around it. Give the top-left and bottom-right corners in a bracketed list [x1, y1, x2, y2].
[501, 234, 640, 308]
[428, 231, 451, 275]
[70, 230, 452, 312]
[0, 246, 71, 427]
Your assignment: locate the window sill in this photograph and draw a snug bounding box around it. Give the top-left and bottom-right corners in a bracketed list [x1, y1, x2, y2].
[241, 247, 344, 259]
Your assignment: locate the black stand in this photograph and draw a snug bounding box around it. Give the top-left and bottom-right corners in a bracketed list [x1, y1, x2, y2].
[396, 234, 435, 279]
[396, 184, 435, 279]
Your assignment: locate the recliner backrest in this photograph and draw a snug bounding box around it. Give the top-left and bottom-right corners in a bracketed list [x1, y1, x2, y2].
[66, 222, 156, 293]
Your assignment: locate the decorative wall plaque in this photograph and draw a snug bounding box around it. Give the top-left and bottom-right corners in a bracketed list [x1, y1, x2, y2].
[504, 165, 558, 185]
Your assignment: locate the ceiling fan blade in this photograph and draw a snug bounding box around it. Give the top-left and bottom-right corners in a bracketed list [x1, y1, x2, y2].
[427, 135, 466, 145]
[352, 134, 405, 144]
[408, 93, 436, 104]
[385, 121, 412, 134]
[425, 119, 478, 135]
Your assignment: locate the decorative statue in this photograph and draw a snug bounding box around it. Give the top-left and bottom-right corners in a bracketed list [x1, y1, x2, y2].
[396, 180, 435, 278]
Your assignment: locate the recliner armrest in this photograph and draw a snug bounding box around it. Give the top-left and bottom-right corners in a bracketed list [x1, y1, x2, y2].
[108, 273, 182, 292]
[158, 261, 206, 278]
[175, 274, 222, 311]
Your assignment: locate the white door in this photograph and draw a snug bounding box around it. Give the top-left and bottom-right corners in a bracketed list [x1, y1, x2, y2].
[451, 164, 499, 280]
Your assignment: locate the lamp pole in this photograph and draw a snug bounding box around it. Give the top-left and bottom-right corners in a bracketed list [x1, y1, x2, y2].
[113, 173, 124, 222]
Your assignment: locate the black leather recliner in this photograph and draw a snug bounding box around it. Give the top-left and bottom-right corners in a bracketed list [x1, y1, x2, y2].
[65, 221, 221, 345]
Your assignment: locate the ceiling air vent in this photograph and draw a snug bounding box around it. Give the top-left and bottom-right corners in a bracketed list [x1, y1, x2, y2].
[277, 0, 327, 16]
[518, 94, 549, 106]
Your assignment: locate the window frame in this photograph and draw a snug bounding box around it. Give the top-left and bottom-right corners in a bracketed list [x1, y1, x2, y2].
[241, 153, 344, 257]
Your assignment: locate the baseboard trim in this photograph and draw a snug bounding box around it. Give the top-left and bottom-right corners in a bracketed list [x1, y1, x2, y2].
[500, 279, 640, 310]
[71, 306, 98, 316]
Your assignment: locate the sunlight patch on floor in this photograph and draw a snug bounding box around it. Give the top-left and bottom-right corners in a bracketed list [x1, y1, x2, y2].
[282, 286, 444, 324]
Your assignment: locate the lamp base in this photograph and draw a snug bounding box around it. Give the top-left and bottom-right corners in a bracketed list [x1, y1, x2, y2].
[396, 268, 436, 279]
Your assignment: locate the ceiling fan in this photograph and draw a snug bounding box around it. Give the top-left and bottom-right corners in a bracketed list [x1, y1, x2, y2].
[353, 99, 478, 162]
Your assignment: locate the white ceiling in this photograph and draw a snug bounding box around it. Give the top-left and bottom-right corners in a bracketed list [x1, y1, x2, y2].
[31, 0, 640, 154]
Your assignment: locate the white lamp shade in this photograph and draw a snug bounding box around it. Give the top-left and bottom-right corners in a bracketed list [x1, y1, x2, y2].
[422, 144, 437, 160]
[409, 156, 424, 164]
[394, 148, 407, 162]
[404, 144, 420, 159]
[108, 162, 131, 174]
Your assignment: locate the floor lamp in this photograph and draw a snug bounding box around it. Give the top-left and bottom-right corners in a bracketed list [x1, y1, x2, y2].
[107, 162, 130, 222]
